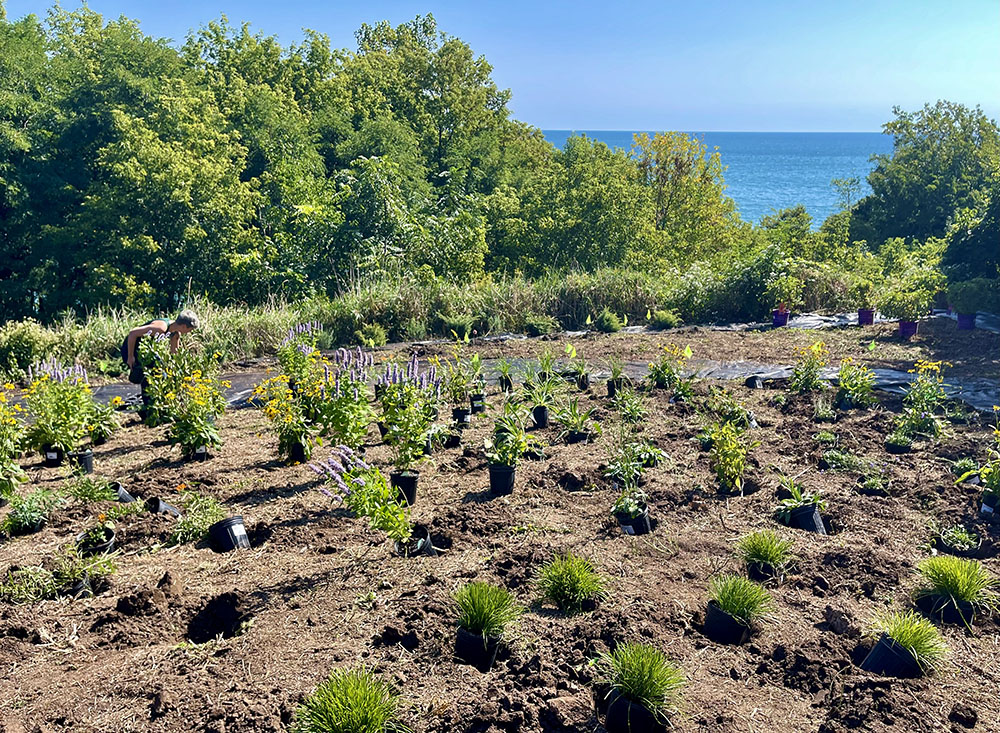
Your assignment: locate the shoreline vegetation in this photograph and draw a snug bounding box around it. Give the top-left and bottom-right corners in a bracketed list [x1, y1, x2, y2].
[0, 6, 997, 380]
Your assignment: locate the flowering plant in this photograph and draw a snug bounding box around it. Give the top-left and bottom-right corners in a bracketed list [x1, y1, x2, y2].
[303, 347, 374, 449]
[0, 383, 25, 460]
[310, 447, 412, 543]
[647, 343, 693, 391]
[88, 396, 123, 443]
[893, 360, 949, 439]
[277, 321, 322, 386]
[24, 361, 94, 453]
[141, 338, 222, 426]
[166, 370, 227, 457]
[254, 375, 313, 460]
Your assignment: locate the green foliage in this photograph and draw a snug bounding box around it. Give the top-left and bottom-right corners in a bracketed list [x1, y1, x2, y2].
[524, 313, 559, 337]
[554, 397, 600, 438]
[453, 581, 522, 637]
[914, 556, 997, 610]
[813, 431, 838, 446]
[708, 574, 774, 624]
[649, 309, 681, 330]
[774, 477, 826, 525]
[292, 668, 410, 733]
[484, 413, 529, 468]
[536, 553, 607, 613]
[867, 610, 947, 673]
[947, 278, 996, 314]
[598, 642, 684, 719]
[708, 421, 759, 493]
[593, 308, 622, 333]
[438, 313, 475, 340]
[612, 388, 647, 424]
[354, 324, 388, 348]
[0, 566, 57, 604]
[935, 524, 981, 553]
[0, 320, 58, 380]
[951, 457, 979, 477]
[836, 358, 878, 408]
[736, 530, 794, 572]
[821, 449, 868, 473]
[1, 488, 63, 535]
[789, 341, 827, 394]
[168, 491, 226, 546]
[66, 475, 118, 503]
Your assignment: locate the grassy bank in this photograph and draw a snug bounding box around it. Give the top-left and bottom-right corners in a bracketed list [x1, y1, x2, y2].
[0, 264, 854, 382]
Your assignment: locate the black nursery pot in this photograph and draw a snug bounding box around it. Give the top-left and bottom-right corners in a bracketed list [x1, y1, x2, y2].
[454, 627, 500, 673]
[979, 493, 999, 516]
[146, 497, 182, 517]
[704, 600, 753, 645]
[77, 527, 116, 557]
[576, 373, 590, 391]
[288, 441, 308, 463]
[70, 448, 94, 474]
[498, 375, 514, 393]
[443, 432, 461, 449]
[787, 504, 827, 534]
[860, 633, 922, 678]
[747, 561, 781, 583]
[488, 464, 516, 495]
[532, 405, 549, 428]
[606, 377, 625, 398]
[566, 431, 590, 444]
[377, 421, 390, 439]
[62, 575, 94, 599]
[452, 407, 472, 428]
[192, 445, 210, 462]
[391, 470, 419, 506]
[42, 444, 64, 468]
[208, 516, 251, 552]
[614, 507, 651, 536]
[470, 393, 487, 414]
[110, 482, 135, 503]
[393, 524, 436, 557]
[915, 593, 976, 626]
[605, 691, 667, 733]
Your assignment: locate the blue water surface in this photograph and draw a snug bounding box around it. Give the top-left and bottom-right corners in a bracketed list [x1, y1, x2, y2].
[541, 130, 893, 227]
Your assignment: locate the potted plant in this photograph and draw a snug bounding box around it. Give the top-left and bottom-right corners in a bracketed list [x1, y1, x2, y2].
[484, 415, 528, 495]
[860, 610, 947, 677]
[599, 642, 684, 733]
[25, 369, 93, 468]
[536, 348, 557, 384]
[526, 379, 557, 428]
[947, 279, 986, 330]
[166, 371, 226, 461]
[453, 581, 522, 672]
[736, 529, 795, 582]
[76, 514, 116, 556]
[446, 365, 472, 427]
[555, 397, 600, 444]
[912, 555, 996, 626]
[774, 477, 827, 534]
[933, 524, 982, 558]
[708, 421, 759, 495]
[612, 482, 651, 535]
[848, 274, 879, 326]
[468, 354, 487, 413]
[87, 397, 122, 446]
[766, 273, 803, 327]
[496, 357, 515, 393]
[605, 356, 630, 398]
[385, 404, 431, 506]
[564, 344, 590, 391]
[0, 488, 63, 536]
[704, 574, 773, 644]
[878, 283, 932, 340]
[536, 553, 607, 614]
[255, 376, 314, 463]
[53, 546, 116, 599]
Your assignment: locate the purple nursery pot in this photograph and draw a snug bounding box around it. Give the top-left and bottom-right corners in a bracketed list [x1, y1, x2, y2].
[858, 308, 875, 326]
[898, 321, 918, 340]
[956, 313, 976, 331]
[771, 310, 789, 327]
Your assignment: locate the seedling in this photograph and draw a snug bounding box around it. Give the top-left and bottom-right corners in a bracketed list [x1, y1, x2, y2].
[536, 553, 607, 613]
[774, 477, 826, 525]
[292, 667, 410, 733]
[66, 475, 118, 503]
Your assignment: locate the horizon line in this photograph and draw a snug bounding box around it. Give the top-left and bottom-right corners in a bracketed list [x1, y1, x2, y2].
[539, 128, 885, 134]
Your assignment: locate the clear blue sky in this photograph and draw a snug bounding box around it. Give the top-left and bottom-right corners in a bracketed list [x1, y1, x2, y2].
[5, 0, 999, 131]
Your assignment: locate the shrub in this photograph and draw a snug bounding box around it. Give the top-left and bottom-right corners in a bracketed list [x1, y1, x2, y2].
[454, 582, 522, 638]
[836, 358, 878, 408]
[593, 308, 622, 333]
[1, 488, 63, 535]
[708, 421, 759, 493]
[914, 556, 997, 613]
[354, 323, 388, 348]
[867, 610, 947, 673]
[736, 530, 794, 572]
[524, 313, 560, 336]
[598, 642, 684, 720]
[947, 278, 992, 314]
[649, 309, 682, 330]
[708, 574, 774, 624]
[0, 319, 58, 381]
[438, 312, 475, 340]
[292, 668, 410, 733]
[168, 491, 226, 546]
[536, 553, 607, 613]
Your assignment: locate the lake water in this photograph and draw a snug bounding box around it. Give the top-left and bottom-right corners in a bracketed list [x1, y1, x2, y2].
[541, 130, 893, 226]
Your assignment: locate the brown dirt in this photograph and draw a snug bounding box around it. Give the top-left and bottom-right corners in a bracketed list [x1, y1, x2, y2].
[2, 328, 1000, 733]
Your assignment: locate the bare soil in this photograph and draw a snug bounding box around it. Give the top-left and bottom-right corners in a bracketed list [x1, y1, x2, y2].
[2, 325, 1000, 733]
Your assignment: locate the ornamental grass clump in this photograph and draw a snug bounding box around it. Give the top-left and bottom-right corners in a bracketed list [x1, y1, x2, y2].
[454, 582, 522, 639]
[736, 530, 795, 575]
[709, 574, 774, 625]
[914, 556, 997, 616]
[536, 553, 607, 613]
[0, 566, 57, 604]
[867, 610, 947, 674]
[598, 642, 684, 722]
[292, 667, 410, 733]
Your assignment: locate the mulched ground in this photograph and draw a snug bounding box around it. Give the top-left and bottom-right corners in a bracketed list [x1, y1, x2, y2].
[1, 324, 999, 733]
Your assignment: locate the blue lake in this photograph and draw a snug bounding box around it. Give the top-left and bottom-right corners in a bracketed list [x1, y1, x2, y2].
[541, 130, 893, 226]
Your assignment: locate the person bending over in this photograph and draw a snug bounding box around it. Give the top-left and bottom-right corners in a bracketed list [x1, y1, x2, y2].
[121, 310, 200, 385]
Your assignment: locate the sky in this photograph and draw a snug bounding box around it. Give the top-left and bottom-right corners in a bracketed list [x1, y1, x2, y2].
[5, 0, 999, 131]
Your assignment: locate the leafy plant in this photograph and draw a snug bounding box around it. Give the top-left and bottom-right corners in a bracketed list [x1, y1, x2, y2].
[774, 477, 826, 525]
[914, 556, 997, 614]
[0, 383, 26, 460]
[53, 545, 116, 588]
[354, 323, 388, 348]
[554, 397, 600, 438]
[292, 667, 410, 733]
[594, 308, 622, 333]
[867, 610, 947, 673]
[24, 368, 94, 453]
[821, 449, 869, 473]
[255, 376, 315, 461]
[935, 524, 981, 553]
[524, 313, 559, 337]
[789, 341, 827, 393]
[168, 491, 226, 546]
[705, 387, 754, 430]
[165, 369, 227, 457]
[708, 574, 774, 624]
[736, 530, 795, 573]
[536, 553, 607, 613]
[647, 343, 692, 391]
[454, 581, 522, 638]
[88, 397, 122, 443]
[0, 566, 57, 604]
[598, 643, 684, 721]
[612, 388, 647, 424]
[438, 312, 475, 340]
[836, 358, 878, 408]
[1, 488, 63, 535]
[708, 421, 759, 493]
[0, 459, 27, 501]
[812, 392, 836, 422]
[813, 431, 838, 446]
[649, 309, 681, 330]
[606, 356, 628, 382]
[951, 457, 978, 477]
[878, 282, 934, 322]
[611, 483, 648, 520]
[484, 414, 529, 467]
[892, 359, 948, 440]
